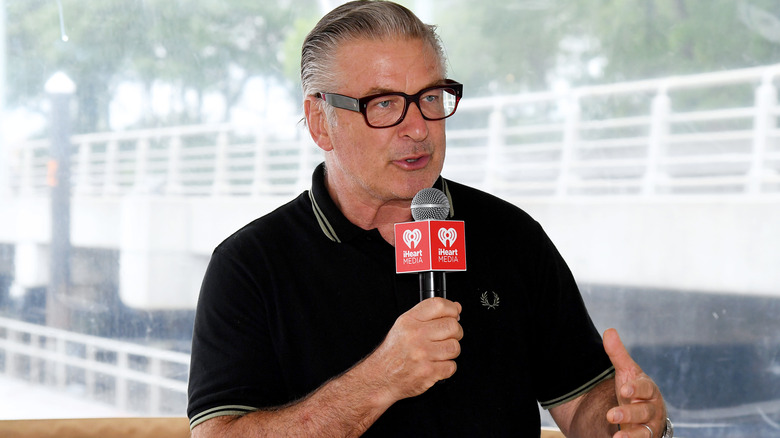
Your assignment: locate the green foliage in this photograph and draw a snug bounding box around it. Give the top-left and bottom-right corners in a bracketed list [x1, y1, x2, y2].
[5, 0, 780, 133]
[575, 0, 780, 82]
[6, 0, 316, 132]
[438, 1, 570, 95]
[437, 0, 780, 96]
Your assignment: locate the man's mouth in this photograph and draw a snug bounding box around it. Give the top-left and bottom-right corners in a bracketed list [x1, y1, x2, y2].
[395, 154, 431, 170]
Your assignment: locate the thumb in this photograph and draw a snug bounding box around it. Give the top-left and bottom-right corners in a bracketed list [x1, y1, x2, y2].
[604, 328, 643, 402]
[604, 328, 640, 373]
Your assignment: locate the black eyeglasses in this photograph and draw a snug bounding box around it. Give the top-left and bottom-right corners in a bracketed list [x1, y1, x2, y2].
[316, 79, 463, 128]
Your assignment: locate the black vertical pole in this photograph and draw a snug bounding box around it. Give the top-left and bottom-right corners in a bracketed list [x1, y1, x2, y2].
[46, 73, 74, 329]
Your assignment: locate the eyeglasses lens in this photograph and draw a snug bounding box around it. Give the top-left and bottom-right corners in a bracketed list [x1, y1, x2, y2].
[365, 87, 459, 128]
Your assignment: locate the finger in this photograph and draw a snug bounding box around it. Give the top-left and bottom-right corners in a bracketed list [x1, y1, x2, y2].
[604, 328, 642, 375]
[432, 358, 458, 380]
[626, 375, 658, 401]
[423, 316, 464, 342]
[415, 297, 462, 321]
[607, 401, 657, 426]
[430, 338, 462, 361]
[612, 424, 654, 438]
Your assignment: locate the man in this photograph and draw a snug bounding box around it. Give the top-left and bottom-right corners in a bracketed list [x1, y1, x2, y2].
[187, 1, 672, 436]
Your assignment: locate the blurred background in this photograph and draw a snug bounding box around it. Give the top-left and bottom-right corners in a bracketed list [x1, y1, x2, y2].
[0, 1, 779, 436]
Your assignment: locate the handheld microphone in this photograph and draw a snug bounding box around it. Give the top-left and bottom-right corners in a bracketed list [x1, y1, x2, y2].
[411, 187, 450, 221]
[394, 187, 466, 301]
[412, 188, 450, 301]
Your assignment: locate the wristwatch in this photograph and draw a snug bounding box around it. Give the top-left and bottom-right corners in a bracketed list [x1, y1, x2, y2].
[661, 417, 674, 437]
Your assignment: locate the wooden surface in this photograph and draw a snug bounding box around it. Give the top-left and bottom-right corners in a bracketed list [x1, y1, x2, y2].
[0, 417, 190, 438]
[0, 417, 565, 437]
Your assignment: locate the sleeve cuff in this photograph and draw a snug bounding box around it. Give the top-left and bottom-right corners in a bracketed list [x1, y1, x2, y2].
[539, 366, 615, 410]
[189, 405, 259, 430]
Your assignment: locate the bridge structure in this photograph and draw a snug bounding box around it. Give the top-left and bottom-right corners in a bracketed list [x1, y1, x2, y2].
[2, 64, 778, 310]
[0, 65, 779, 424]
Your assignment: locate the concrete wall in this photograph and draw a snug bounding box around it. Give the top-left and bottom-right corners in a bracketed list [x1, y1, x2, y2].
[521, 196, 780, 297]
[1, 193, 778, 309]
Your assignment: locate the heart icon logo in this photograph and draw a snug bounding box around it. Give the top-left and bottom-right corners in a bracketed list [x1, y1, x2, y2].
[438, 228, 457, 247]
[403, 229, 422, 249]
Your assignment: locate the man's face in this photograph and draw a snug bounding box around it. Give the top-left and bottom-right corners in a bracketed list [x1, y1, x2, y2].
[314, 37, 448, 208]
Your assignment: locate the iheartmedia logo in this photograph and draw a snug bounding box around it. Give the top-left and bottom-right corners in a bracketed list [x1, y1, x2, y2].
[438, 228, 457, 247]
[395, 220, 466, 273]
[403, 229, 422, 249]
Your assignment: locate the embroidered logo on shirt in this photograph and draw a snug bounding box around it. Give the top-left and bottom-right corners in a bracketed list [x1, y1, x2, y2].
[480, 291, 500, 310]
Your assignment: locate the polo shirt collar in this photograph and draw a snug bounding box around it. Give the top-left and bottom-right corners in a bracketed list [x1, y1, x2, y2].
[308, 162, 455, 243]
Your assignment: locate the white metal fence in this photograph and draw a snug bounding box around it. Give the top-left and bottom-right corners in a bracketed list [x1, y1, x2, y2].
[6, 64, 780, 200]
[0, 316, 190, 416]
[443, 63, 780, 196]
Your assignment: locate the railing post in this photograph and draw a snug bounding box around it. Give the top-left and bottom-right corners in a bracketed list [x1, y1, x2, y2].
[74, 140, 92, 195]
[116, 351, 129, 411]
[149, 357, 162, 415]
[165, 133, 184, 195]
[557, 94, 580, 197]
[19, 145, 34, 196]
[85, 344, 97, 399]
[749, 74, 776, 194]
[645, 86, 670, 196]
[103, 139, 120, 196]
[29, 333, 42, 383]
[211, 129, 229, 197]
[55, 335, 66, 390]
[251, 127, 270, 196]
[44, 334, 57, 386]
[484, 103, 506, 193]
[6, 327, 18, 377]
[133, 136, 150, 193]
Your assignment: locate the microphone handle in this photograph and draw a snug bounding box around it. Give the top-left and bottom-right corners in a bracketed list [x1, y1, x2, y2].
[419, 271, 446, 301]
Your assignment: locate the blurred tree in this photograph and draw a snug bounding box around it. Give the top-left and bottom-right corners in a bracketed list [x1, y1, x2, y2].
[5, 0, 780, 132]
[6, 0, 136, 133]
[134, 0, 307, 125]
[437, 1, 566, 96]
[5, 0, 314, 133]
[571, 0, 780, 83]
[436, 0, 780, 97]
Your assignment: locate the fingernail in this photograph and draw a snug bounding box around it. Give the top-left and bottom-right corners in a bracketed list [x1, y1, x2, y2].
[612, 410, 623, 423]
[622, 385, 634, 398]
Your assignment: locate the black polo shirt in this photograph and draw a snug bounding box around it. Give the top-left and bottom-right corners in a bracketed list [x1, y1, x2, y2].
[188, 163, 614, 436]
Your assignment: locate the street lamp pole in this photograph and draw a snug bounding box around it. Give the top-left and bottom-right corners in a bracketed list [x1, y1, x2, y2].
[45, 72, 75, 329]
[0, 0, 8, 199]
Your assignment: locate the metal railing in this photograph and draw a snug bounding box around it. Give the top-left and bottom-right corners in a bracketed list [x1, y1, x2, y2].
[6, 64, 780, 199]
[443, 64, 780, 196]
[0, 316, 190, 416]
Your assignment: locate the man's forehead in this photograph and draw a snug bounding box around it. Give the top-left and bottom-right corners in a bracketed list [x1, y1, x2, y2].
[331, 37, 445, 94]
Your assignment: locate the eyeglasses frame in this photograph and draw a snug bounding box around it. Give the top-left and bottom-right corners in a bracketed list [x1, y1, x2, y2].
[315, 79, 463, 128]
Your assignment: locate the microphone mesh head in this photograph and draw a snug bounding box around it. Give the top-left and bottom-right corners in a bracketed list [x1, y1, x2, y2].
[411, 188, 450, 221]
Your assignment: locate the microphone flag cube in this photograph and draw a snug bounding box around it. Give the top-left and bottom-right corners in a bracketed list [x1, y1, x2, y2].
[394, 220, 466, 273]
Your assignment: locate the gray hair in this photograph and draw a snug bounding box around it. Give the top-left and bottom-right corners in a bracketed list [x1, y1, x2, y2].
[301, 0, 447, 123]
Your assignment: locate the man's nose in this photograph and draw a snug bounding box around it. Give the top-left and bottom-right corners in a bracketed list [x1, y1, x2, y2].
[399, 100, 429, 139]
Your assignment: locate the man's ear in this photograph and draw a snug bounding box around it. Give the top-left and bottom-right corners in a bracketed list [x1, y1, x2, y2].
[304, 96, 334, 152]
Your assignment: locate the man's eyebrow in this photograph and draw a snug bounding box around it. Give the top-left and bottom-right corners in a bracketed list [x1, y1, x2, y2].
[362, 79, 448, 97]
[363, 86, 396, 96]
